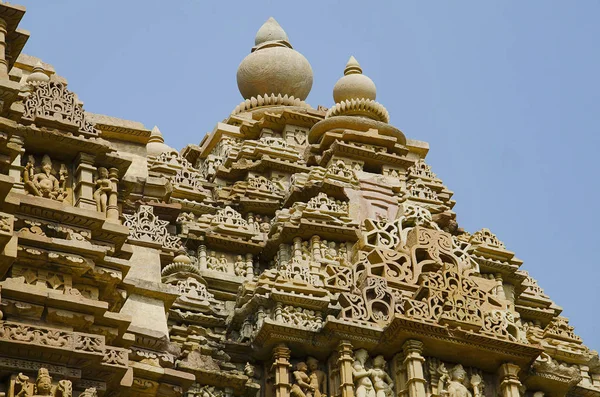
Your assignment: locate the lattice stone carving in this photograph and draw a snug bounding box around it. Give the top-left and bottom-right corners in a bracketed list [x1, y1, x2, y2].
[247, 175, 281, 193]
[407, 179, 439, 201]
[362, 217, 402, 250]
[408, 159, 437, 180]
[469, 228, 506, 249]
[544, 317, 582, 343]
[22, 82, 97, 136]
[339, 276, 399, 326]
[176, 277, 214, 300]
[400, 204, 439, 229]
[307, 192, 349, 214]
[123, 205, 181, 249]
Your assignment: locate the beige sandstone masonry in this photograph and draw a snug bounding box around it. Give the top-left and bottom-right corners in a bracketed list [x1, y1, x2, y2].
[0, 8, 594, 397]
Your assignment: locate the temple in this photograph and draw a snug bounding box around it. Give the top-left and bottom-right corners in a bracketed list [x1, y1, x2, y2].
[0, 5, 595, 397]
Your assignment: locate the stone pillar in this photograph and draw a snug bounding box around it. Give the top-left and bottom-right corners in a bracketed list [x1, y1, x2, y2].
[497, 363, 522, 397]
[0, 18, 8, 79]
[274, 302, 283, 322]
[74, 152, 96, 210]
[337, 340, 354, 397]
[8, 135, 24, 193]
[272, 344, 291, 397]
[198, 245, 207, 270]
[245, 253, 254, 281]
[106, 167, 120, 223]
[311, 235, 322, 262]
[402, 340, 426, 397]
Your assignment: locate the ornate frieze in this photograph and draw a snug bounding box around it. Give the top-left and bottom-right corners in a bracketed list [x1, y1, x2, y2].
[22, 81, 98, 136]
[123, 204, 181, 249]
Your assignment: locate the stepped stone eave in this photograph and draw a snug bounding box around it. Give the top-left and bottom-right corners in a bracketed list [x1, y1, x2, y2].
[0, 5, 595, 397]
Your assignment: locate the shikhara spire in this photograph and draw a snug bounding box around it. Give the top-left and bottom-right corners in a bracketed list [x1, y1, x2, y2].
[0, 5, 595, 397]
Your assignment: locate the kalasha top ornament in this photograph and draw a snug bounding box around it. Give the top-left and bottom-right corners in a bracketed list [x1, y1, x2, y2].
[0, 4, 596, 397]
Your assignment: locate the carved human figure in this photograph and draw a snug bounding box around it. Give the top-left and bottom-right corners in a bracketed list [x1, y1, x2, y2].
[260, 216, 270, 234]
[234, 255, 246, 277]
[306, 357, 326, 397]
[15, 368, 73, 397]
[353, 349, 376, 397]
[438, 364, 481, 397]
[325, 241, 337, 261]
[79, 388, 97, 397]
[93, 167, 112, 213]
[291, 362, 315, 397]
[218, 254, 229, 272]
[371, 356, 394, 397]
[24, 155, 67, 201]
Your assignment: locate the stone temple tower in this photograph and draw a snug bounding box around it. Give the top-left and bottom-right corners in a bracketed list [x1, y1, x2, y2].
[0, 7, 595, 397]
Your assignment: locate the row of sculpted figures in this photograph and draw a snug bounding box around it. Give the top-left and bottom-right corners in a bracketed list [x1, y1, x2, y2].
[237, 342, 549, 397]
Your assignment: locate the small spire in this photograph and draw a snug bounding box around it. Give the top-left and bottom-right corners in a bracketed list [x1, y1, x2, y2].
[26, 61, 49, 84]
[344, 56, 362, 76]
[149, 126, 164, 143]
[255, 17, 289, 46]
[32, 61, 45, 73]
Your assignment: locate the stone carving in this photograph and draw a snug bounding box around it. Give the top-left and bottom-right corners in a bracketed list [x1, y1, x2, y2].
[437, 364, 482, 397]
[291, 362, 319, 397]
[276, 304, 322, 331]
[22, 81, 97, 136]
[0, 11, 596, 397]
[13, 368, 72, 397]
[307, 357, 326, 397]
[307, 192, 348, 214]
[469, 228, 505, 249]
[23, 155, 68, 202]
[78, 388, 97, 397]
[123, 205, 181, 249]
[93, 167, 112, 213]
[408, 159, 437, 180]
[407, 179, 438, 201]
[352, 349, 394, 397]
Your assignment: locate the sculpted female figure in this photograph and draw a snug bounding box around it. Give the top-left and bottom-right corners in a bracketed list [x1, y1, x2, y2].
[306, 357, 325, 397]
[371, 356, 394, 397]
[353, 349, 376, 397]
[94, 167, 112, 213]
[291, 362, 315, 397]
[438, 364, 481, 397]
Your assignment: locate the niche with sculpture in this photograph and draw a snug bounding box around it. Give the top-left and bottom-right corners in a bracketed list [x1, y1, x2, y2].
[352, 349, 394, 397]
[425, 359, 486, 397]
[9, 368, 79, 397]
[290, 357, 327, 397]
[22, 154, 71, 204]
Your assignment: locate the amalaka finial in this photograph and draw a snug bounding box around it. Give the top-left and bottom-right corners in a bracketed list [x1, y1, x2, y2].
[344, 56, 362, 75]
[333, 56, 376, 103]
[255, 17, 289, 46]
[236, 17, 313, 102]
[328, 56, 389, 123]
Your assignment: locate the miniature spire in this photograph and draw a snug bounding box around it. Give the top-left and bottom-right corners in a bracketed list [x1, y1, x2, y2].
[255, 17, 289, 46]
[146, 125, 174, 158]
[333, 56, 377, 103]
[327, 56, 389, 122]
[149, 125, 164, 143]
[344, 56, 362, 75]
[26, 61, 49, 84]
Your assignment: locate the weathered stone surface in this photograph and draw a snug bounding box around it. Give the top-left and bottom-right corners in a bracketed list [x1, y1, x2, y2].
[0, 5, 595, 397]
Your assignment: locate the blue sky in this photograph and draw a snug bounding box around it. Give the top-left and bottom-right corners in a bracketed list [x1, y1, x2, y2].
[18, 1, 600, 350]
